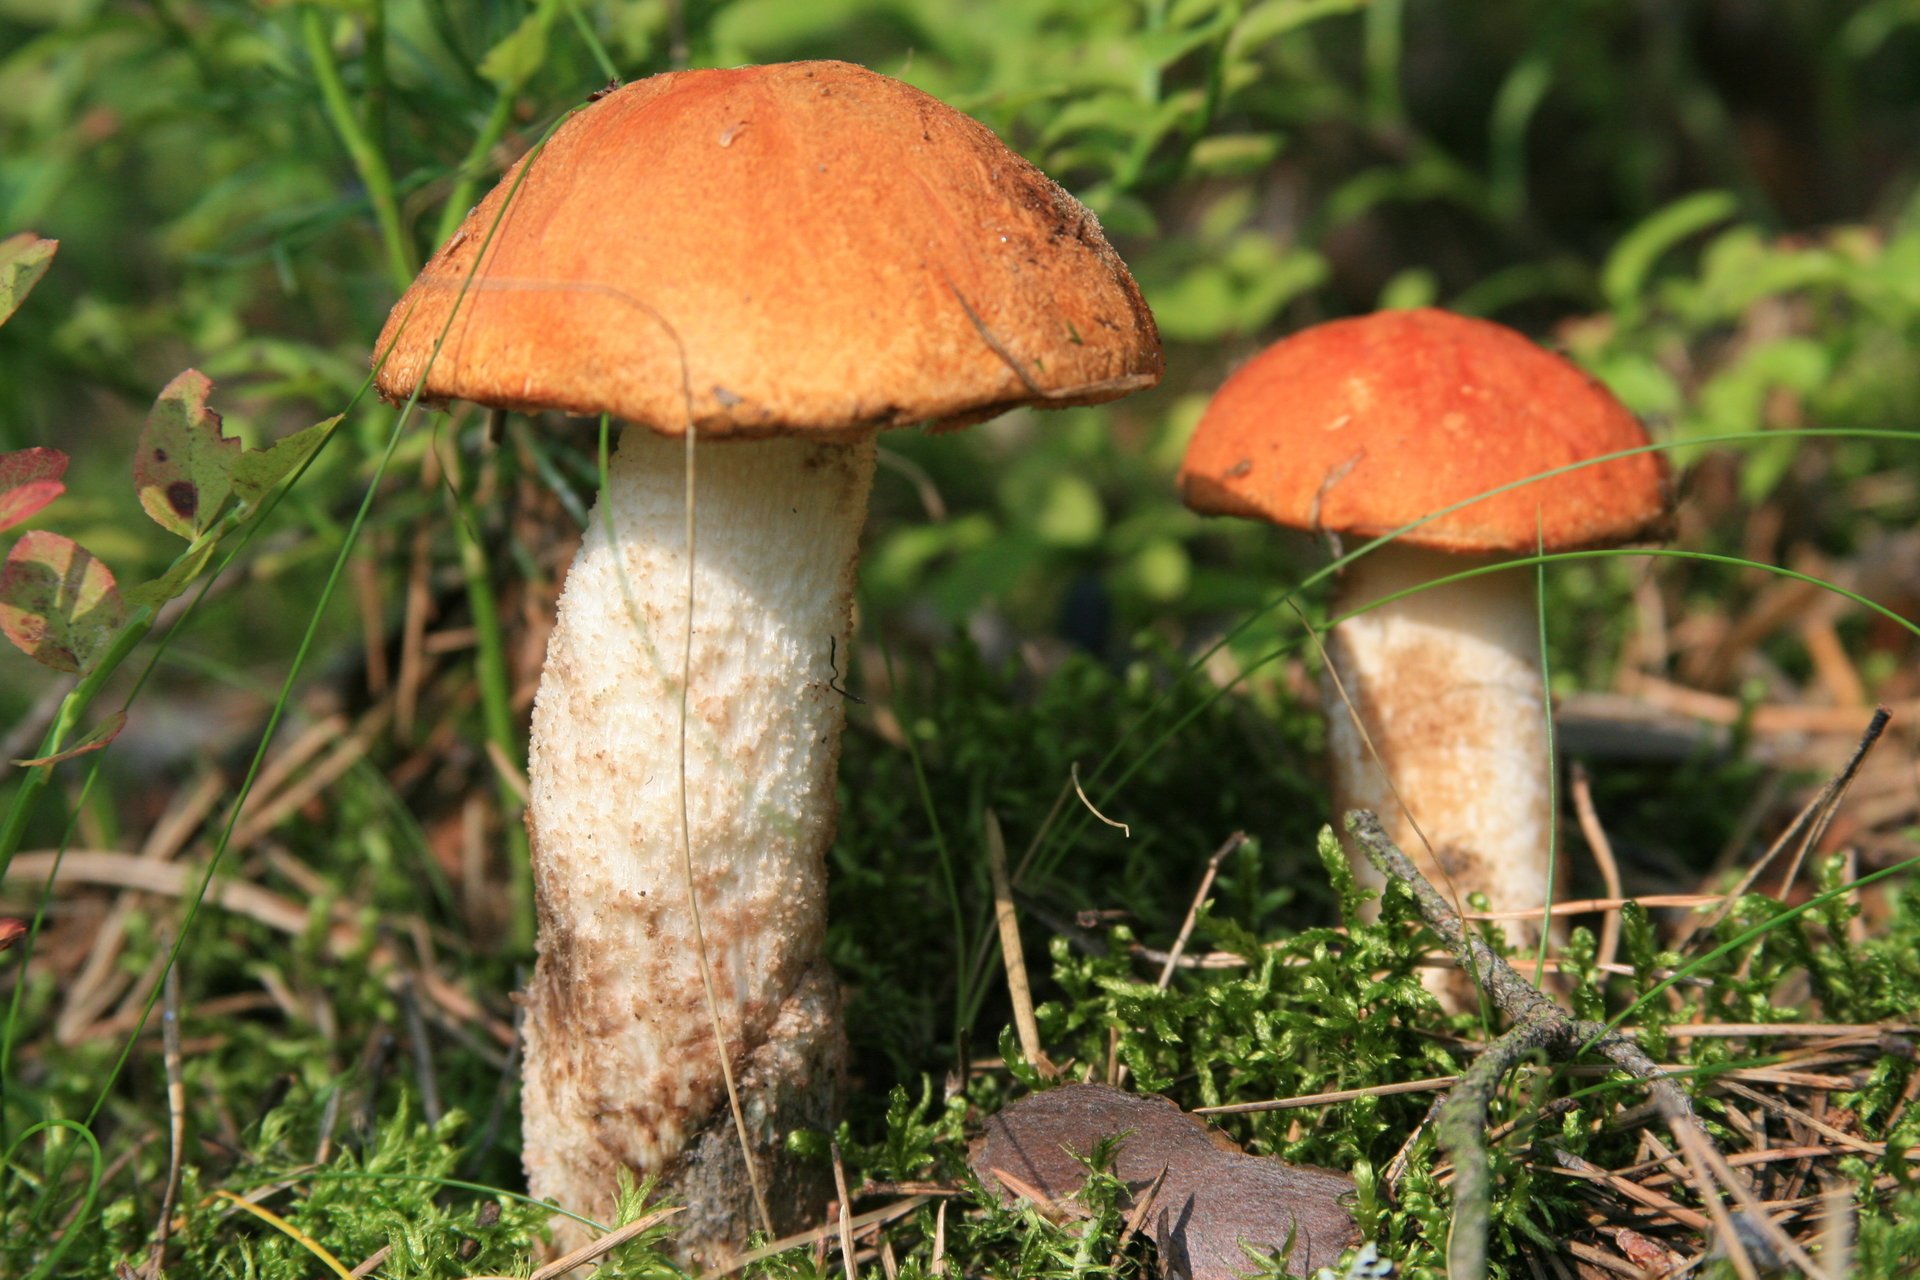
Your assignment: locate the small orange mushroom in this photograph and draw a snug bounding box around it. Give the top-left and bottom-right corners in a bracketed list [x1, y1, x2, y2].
[1179, 309, 1669, 1006]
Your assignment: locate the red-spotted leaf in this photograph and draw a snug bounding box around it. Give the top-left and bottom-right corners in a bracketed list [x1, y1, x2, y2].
[0, 530, 126, 673]
[0, 447, 68, 532]
[12, 710, 126, 767]
[134, 370, 238, 539]
[232, 415, 340, 505]
[0, 233, 57, 327]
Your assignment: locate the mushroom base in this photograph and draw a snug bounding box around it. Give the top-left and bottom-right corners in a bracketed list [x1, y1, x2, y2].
[1324, 545, 1564, 1008]
[522, 429, 875, 1256]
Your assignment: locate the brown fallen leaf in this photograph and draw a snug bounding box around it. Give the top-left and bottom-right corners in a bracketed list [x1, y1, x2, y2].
[971, 1083, 1360, 1279]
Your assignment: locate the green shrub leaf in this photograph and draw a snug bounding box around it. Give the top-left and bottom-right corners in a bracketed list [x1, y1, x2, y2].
[0, 233, 57, 327]
[233, 416, 341, 506]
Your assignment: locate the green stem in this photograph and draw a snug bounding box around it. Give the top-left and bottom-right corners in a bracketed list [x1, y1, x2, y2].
[561, 0, 619, 84]
[1364, 0, 1407, 132]
[431, 0, 563, 249]
[365, 0, 391, 166]
[302, 5, 416, 291]
[434, 90, 517, 249]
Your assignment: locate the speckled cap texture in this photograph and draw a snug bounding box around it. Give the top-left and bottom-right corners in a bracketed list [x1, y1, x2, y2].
[372, 60, 1163, 436]
[1177, 308, 1671, 553]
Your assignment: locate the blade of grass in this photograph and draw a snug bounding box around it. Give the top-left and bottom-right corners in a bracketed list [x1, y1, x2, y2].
[4, 1120, 102, 1280]
[1530, 520, 1559, 989]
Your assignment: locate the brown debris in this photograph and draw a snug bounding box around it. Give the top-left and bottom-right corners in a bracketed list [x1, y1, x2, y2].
[970, 1082, 1359, 1278]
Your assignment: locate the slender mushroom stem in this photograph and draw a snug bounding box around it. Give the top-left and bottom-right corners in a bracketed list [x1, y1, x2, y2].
[522, 429, 874, 1258]
[1323, 544, 1561, 1006]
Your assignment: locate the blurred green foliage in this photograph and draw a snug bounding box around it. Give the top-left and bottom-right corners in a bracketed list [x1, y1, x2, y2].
[3, 0, 1920, 1276]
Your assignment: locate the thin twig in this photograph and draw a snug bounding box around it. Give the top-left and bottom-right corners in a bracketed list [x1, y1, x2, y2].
[143, 948, 187, 1278]
[1156, 832, 1244, 991]
[706, 1196, 933, 1277]
[1070, 762, 1129, 837]
[347, 1244, 393, 1279]
[1111, 1163, 1169, 1267]
[986, 809, 1053, 1077]
[1111, 831, 1245, 1089]
[831, 1138, 857, 1280]
[518, 1204, 685, 1280]
[1196, 1074, 1458, 1114]
[1675, 708, 1889, 952]
[1569, 763, 1625, 973]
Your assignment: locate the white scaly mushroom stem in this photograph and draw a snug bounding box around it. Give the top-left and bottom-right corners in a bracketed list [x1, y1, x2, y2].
[1322, 545, 1561, 1006]
[521, 428, 876, 1259]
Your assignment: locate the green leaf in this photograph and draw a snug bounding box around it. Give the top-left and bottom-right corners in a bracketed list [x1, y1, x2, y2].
[0, 447, 68, 533]
[1230, 0, 1366, 57]
[1147, 262, 1237, 342]
[0, 233, 57, 327]
[124, 535, 221, 612]
[1122, 537, 1191, 603]
[133, 370, 240, 539]
[232, 415, 341, 506]
[1186, 133, 1285, 178]
[1377, 267, 1440, 311]
[478, 8, 552, 91]
[710, 0, 864, 60]
[1600, 190, 1738, 311]
[0, 530, 125, 673]
[1029, 474, 1104, 548]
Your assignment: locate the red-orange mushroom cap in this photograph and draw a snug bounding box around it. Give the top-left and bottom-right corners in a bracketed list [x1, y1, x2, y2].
[373, 60, 1161, 437]
[1177, 308, 1670, 553]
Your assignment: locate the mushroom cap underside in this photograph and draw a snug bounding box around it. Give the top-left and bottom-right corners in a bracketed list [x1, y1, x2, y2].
[1177, 308, 1671, 553]
[373, 60, 1163, 437]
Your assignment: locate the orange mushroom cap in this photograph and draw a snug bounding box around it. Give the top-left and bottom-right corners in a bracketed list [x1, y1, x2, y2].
[373, 61, 1162, 437]
[1177, 309, 1671, 553]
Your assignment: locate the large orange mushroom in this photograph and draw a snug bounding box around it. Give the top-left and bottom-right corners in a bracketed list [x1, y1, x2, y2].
[374, 61, 1160, 1258]
[1179, 309, 1668, 1005]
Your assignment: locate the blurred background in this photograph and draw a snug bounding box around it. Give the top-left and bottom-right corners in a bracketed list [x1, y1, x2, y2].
[2, 1, 1918, 1273]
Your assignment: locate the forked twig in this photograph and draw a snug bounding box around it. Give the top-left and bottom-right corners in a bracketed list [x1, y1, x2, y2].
[1342, 809, 1826, 1280]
